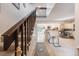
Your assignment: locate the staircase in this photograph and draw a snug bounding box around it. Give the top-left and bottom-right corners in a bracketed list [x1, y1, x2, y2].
[1, 9, 36, 56]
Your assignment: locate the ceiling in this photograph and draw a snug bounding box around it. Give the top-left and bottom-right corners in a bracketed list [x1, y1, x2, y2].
[36, 3, 75, 23]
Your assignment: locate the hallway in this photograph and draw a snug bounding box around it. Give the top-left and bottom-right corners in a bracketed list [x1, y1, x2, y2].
[0, 3, 77, 56]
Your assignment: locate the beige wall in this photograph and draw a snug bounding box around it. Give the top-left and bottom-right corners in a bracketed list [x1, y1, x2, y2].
[75, 3, 79, 48]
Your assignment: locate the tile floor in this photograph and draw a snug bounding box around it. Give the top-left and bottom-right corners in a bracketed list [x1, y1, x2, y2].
[48, 37, 78, 56]
[34, 42, 49, 56]
[0, 37, 78, 56]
